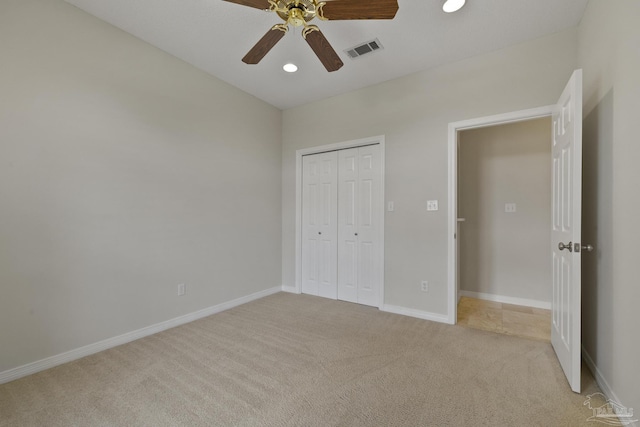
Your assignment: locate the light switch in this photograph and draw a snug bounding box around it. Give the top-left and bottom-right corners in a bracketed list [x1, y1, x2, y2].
[427, 200, 439, 211]
[505, 203, 517, 213]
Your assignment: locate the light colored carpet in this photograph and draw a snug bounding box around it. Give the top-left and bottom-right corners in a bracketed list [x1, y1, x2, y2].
[0, 292, 604, 426]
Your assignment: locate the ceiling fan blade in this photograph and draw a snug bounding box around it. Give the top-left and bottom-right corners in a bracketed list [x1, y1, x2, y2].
[222, 0, 271, 11]
[242, 27, 286, 64]
[304, 29, 344, 72]
[320, 0, 399, 20]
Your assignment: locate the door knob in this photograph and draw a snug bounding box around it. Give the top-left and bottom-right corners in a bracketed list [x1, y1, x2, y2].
[558, 242, 573, 252]
[575, 243, 594, 253]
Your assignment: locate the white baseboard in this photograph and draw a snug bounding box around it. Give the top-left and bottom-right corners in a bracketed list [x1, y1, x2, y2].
[281, 285, 299, 294]
[0, 286, 282, 385]
[381, 304, 449, 324]
[459, 290, 551, 310]
[582, 346, 638, 427]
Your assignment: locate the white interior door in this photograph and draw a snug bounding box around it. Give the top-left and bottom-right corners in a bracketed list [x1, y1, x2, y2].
[338, 145, 382, 307]
[551, 69, 583, 393]
[301, 152, 338, 299]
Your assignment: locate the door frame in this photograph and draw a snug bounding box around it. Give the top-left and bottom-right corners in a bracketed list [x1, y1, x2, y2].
[446, 106, 554, 324]
[295, 135, 386, 308]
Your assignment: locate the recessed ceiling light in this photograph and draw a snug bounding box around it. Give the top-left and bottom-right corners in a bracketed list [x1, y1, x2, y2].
[443, 0, 465, 13]
[283, 63, 298, 73]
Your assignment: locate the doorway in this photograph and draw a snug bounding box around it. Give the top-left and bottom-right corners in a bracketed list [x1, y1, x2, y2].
[446, 106, 554, 324]
[456, 117, 553, 340]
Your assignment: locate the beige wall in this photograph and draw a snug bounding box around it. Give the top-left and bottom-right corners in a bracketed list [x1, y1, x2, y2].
[282, 29, 578, 315]
[579, 0, 640, 413]
[0, 0, 282, 372]
[458, 118, 551, 304]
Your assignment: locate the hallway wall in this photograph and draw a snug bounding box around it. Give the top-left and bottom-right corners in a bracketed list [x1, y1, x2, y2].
[458, 118, 552, 306]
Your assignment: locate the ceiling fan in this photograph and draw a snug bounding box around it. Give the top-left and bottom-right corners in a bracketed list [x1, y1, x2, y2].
[222, 0, 399, 72]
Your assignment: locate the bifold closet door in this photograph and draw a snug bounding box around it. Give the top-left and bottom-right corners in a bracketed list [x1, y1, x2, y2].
[301, 151, 338, 299]
[338, 145, 382, 307]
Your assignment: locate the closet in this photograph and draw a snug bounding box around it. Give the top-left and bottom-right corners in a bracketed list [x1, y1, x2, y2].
[301, 144, 382, 307]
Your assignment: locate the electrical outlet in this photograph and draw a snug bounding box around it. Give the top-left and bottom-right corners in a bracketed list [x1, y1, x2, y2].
[427, 200, 438, 211]
[505, 203, 517, 213]
[420, 281, 429, 292]
[178, 283, 186, 296]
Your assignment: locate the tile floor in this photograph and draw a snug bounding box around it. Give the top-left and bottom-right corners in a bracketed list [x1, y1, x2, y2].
[457, 296, 551, 341]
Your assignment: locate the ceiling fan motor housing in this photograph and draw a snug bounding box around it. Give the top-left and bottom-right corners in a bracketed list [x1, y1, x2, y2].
[274, 0, 320, 26]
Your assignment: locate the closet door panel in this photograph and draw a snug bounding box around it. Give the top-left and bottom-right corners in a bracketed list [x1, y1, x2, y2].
[337, 148, 359, 303]
[302, 152, 338, 299]
[355, 145, 382, 307]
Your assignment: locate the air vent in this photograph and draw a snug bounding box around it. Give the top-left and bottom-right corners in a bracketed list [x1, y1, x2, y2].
[344, 38, 384, 60]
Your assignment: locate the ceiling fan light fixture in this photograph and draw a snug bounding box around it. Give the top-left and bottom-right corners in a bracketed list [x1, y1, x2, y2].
[283, 63, 298, 72]
[442, 0, 465, 13]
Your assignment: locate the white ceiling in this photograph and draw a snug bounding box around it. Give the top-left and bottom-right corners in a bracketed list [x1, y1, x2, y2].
[64, 0, 588, 110]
